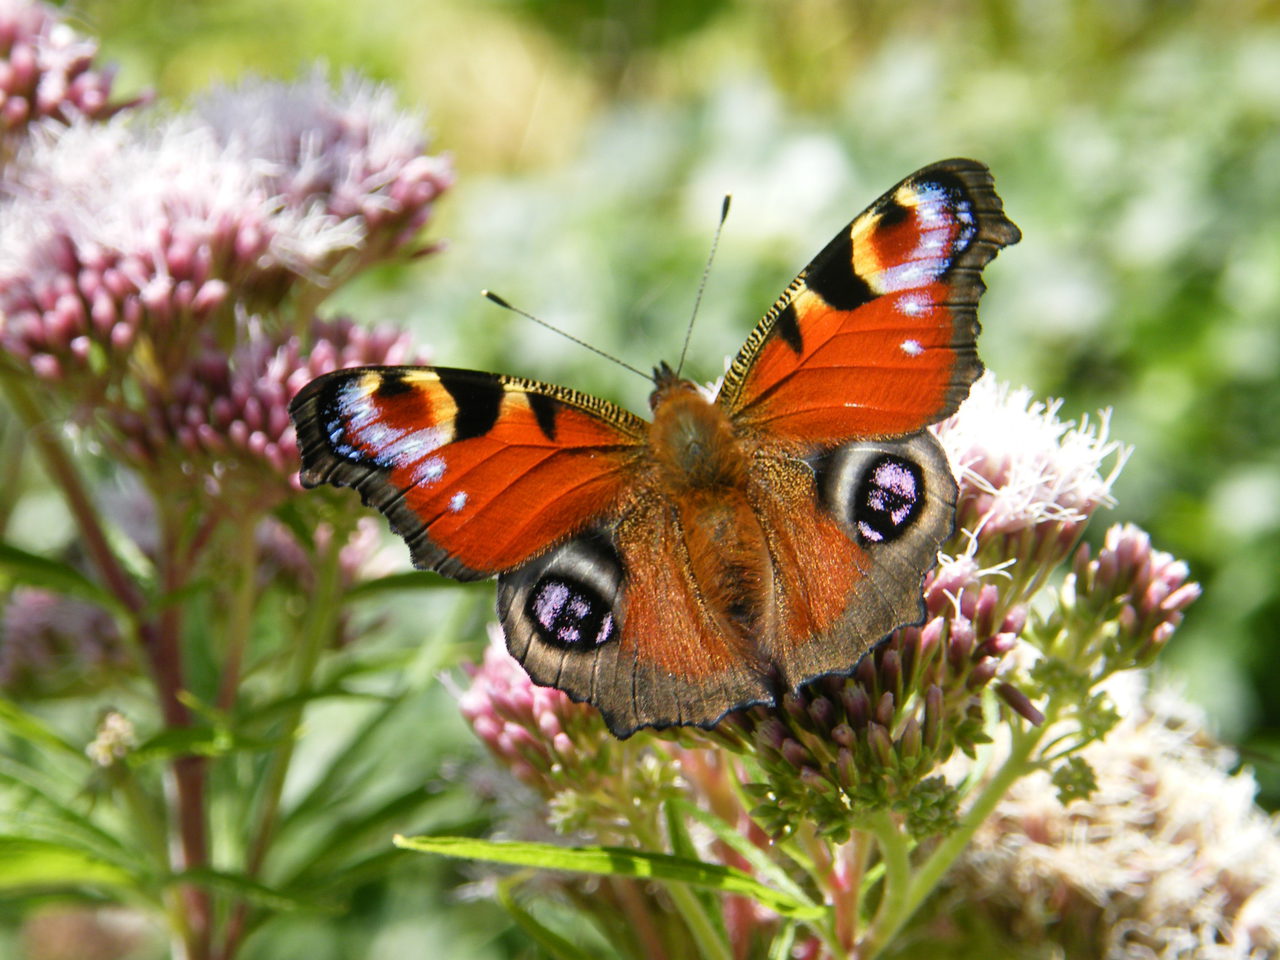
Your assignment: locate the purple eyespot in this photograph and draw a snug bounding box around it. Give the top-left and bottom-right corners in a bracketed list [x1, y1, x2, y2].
[526, 575, 617, 650]
[855, 455, 924, 544]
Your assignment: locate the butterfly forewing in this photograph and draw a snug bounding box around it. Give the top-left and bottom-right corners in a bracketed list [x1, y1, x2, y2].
[718, 158, 1020, 446]
[289, 365, 647, 579]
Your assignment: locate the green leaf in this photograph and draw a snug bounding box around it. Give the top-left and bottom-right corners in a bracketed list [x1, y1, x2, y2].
[0, 542, 125, 615]
[283, 786, 463, 884]
[497, 877, 597, 960]
[129, 725, 278, 763]
[270, 499, 317, 552]
[667, 798, 815, 907]
[177, 867, 340, 914]
[394, 835, 825, 919]
[0, 837, 137, 892]
[343, 570, 446, 598]
[0, 699, 89, 761]
[142, 576, 215, 617]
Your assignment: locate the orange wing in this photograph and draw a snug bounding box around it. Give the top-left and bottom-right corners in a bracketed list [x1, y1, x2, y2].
[718, 159, 1020, 445]
[289, 366, 646, 579]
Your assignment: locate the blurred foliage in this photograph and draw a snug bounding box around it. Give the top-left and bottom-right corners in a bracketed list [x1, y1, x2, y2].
[9, 0, 1280, 954]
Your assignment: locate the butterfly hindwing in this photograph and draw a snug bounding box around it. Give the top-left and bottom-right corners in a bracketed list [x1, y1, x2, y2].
[751, 432, 957, 687]
[718, 158, 1020, 446]
[497, 499, 777, 737]
[289, 366, 646, 579]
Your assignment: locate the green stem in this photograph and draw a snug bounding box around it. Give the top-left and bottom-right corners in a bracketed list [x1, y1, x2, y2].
[216, 529, 259, 712]
[217, 536, 344, 960]
[629, 818, 731, 960]
[0, 373, 144, 614]
[0, 402, 25, 536]
[862, 720, 1044, 958]
[861, 810, 912, 959]
[666, 882, 732, 960]
[117, 765, 191, 949]
[254, 534, 344, 859]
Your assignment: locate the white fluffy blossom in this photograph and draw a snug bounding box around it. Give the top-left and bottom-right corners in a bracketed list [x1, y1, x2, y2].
[935, 373, 1131, 535]
[951, 675, 1280, 958]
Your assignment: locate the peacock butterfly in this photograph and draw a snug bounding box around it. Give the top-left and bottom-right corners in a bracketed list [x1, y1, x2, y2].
[289, 158, 1020, 738]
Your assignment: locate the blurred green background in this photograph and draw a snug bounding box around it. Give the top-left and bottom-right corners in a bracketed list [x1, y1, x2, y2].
[57, 0, 1279, 794]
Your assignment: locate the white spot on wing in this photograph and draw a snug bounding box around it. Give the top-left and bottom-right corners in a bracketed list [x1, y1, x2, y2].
[361, 422, 407, 450]
[876, 260, 939, 290]
[449, 490, 468, 513]
[380, 425, 450, 467]
[332, 380, 450, 468]
[414, 455, 446, 484]
[900, 339, 925, 357]
[897, 293, 932, 316]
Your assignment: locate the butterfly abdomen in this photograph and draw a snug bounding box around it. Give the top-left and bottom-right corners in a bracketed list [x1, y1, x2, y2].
[678, 488, 775, 652]
[645, 377, 777, 653]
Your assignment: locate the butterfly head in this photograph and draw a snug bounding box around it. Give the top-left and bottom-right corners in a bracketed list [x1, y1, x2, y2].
[647, 360, 698, 412]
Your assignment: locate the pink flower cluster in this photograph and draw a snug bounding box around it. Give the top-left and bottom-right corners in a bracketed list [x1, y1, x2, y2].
[1068, 522, 1201, 666]
[1, 586, 126, 692]
[0, 32, 452, 498]
[0, 95, 449, 389]
[452, 375, 1203, 957]
[107, 315, 422, 488]
[193, 70, 453, 263]
[458, 625, 606, 790]
[0, 0, 134, 139]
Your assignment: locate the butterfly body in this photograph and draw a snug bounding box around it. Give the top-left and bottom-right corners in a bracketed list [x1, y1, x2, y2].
[290, 158, 1021, 737]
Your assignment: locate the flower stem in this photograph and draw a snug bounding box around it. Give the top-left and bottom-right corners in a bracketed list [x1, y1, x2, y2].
[0, 373, 145, 614]
[151, 496, 211, 960]
[629, 817, 731, 960]
[666, 882, 733, 960]
[0, 408, 24, 535]
[217, 535, 343, 960]
[216, 527, 259, 711]
[863, 719, 1043, 957]
[2, 372, 211, 957]
[861, 810, 912, 958]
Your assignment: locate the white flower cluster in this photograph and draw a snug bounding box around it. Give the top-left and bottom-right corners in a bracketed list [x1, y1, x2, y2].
[85, 710, 136, 767]
[953, 675, 1280, 958]
[935, 373, 1131, 535]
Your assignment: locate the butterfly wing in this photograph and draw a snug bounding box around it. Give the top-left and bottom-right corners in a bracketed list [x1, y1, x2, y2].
[750, 433, 958, 689]
[497, 505, 776, 738]
[289, 365, 647, 579]
[718, 158, 1020, 445]
[721, 160, 1017, 692]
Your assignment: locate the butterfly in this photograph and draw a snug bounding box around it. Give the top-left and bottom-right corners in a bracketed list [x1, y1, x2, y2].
[289, 158, 1020, 738]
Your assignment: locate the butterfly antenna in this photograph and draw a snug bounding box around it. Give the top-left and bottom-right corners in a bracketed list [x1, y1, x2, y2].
[675, 194, 732, 378]
[482, 291, 651, 382]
